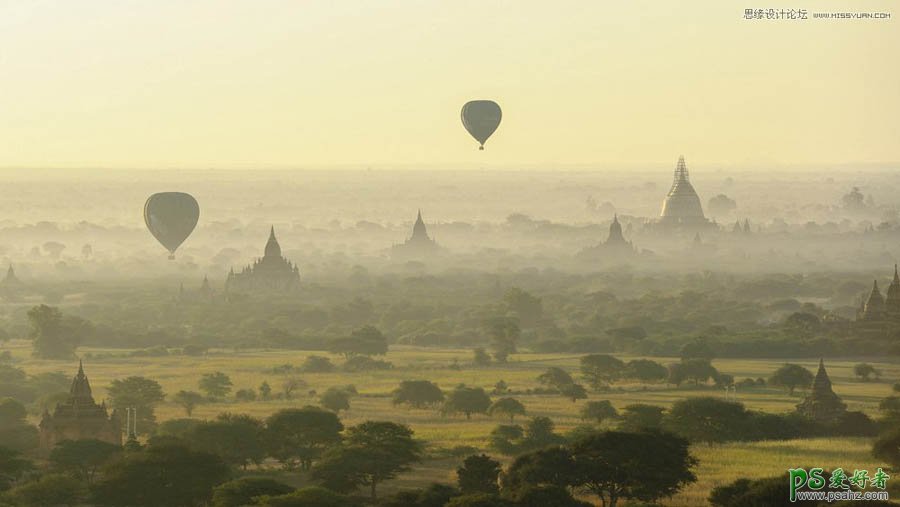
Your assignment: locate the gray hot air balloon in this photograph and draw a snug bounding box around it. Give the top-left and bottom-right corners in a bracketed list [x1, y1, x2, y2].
[461, 100, 502, 150]
[143, 192, 199, 259]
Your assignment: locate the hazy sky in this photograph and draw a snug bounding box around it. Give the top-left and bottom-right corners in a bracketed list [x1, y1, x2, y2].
[1, 1, 897, 169]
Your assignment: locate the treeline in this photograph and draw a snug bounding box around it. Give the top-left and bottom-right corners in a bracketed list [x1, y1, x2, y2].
[9, 264, 896, 358]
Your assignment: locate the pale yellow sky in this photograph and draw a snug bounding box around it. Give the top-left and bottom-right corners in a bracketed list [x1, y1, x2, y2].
[0, 0, 897, 169]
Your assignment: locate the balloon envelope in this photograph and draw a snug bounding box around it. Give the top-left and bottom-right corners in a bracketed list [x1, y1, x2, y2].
[461, 100, 502, 150]
[143, 192, 199, 258]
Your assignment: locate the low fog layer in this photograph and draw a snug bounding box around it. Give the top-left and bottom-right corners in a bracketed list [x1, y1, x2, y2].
[0, 168, 897, 284]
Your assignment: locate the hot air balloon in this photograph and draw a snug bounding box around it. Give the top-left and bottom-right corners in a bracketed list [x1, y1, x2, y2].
[143, 192, 199, 259]
[461, 100, 502, 150]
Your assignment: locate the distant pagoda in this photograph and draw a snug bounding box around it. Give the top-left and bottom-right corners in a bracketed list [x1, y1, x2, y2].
[578, 214, 636, 259]
[226, 227, 300, 293]
[392, 210, 440, 259]
[655, 156, 714, 231]
[0, 265, 23, 300]
[732, 219, 752, 234]
[795, 359, 846, 423]
[1, 265, 20, 287]
[857, 266, 900, 321]
[39, 361, 122, 452]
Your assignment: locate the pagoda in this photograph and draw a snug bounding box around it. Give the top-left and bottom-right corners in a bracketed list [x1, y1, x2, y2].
[795, 359, 846, 423]
[226, 227, 301, 293]
[654, 156, 715, 232]
[38, 361, 122, 452]
[578, 214, 636, 259]
[392, 210, 440, 259]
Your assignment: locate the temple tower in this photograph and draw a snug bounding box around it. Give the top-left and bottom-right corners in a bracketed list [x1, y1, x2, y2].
[38, 361, 122, 453]
[660, 156, 706, 224]
[796, 359, 847, 423]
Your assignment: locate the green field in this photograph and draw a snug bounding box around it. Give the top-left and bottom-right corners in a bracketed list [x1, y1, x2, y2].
[10, 341, 899, 506]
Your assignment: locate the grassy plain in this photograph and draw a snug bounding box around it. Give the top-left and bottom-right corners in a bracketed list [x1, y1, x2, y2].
[8, 341, 899, 506]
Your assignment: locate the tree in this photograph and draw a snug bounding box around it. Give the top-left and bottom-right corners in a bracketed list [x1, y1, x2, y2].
[473, 348, 492, 366]
[569, 431, 697, 507]
[235, 388, 256, 402]
[873, 426, 900, 469]
[664, 397, 748, 445]
[680, 338, 716, 360]
[199, 372, 233, 399]
[6, 473, 87, 506]
[190, 414, 266, 470]
[854, 363, 879, 382]
[784, 312, 821, 336]
[380, 483, 460, 507]
[0, 398, 39, 452]
[442, 385, 491, 420]
[173, 390, 205, 416]
[27, 305, 88, 359]
[281, 377, 307, 400]
[212, 477, 294, 507]
[618, 404, 665, 432]
[320, 387, 351, 413]
[0, 446, 33, 491]
[457, 454, 501, 495]
[259, 381, 272, 400]
[264, 406, 343, 470]
[501, 446, 577, 494]
[668, 359, 718, 386]
[536, 367, 574, 390]
[522, 416, 565, 450]
[559, 383, 588, 402]
[392, 380, 444, 409]
[503, 288, 543, 327]
[489, 424, 524, 455]
[769, 363, 814, 395]
[156, 418, 203, 439]
[92, 443, 230, 507]
[621, 359, 668, 383]
[312, 421, 421, 500]
[581, 400, 618, 425]
[580, 354, 624, 390]
[257, 486, 357, 507]
[487, 397, 525, 422]
[50, 439, 120, 484]
[0, 398, 27, 427]
[328, 325, 388, 358]
[300, 355, 335, 373]
[107, 376, 166, 433]
[879, 395, 900, 423]
[482, 316, 519, 363]
[514, 485, 592, 507]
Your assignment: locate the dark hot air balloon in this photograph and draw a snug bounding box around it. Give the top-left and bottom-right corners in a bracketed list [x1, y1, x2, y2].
[143, 192, 199, 259]
[461, 100, 502, 150]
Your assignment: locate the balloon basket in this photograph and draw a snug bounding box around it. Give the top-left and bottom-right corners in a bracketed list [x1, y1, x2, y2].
[479, 146, 484, 151]
[168, 254, 175, 261]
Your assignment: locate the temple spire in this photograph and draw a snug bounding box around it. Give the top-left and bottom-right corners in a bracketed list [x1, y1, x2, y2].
[674, 155, 689, 183]
[411, 210, 430, 241]
[796, 358, 846, 422]
[264, 226, 282, 258]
